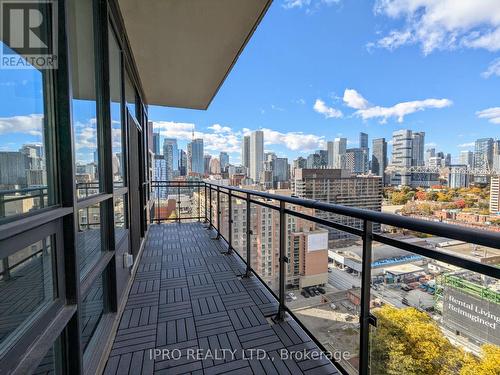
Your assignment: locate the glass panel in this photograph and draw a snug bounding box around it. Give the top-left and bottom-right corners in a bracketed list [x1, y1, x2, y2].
[369, 239, 500, 375]
[284, 206, 360, 373]
[81, 273, 104, 354]
[77, 203, 102, 279]
[114, 194, 127, 242]
[33, 336, 64, 375]
[219, 190, 229, 240]
[125, 73, 136, 119]
[109, 27, 125, 188]
[0, 236, 55, 355]
[231, 193, 247, 263]
[68, 0, 100, 200]
[0, 41, 55, 219]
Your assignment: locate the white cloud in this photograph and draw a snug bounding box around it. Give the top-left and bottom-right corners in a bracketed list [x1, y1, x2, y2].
[342, 89, 452, 123]
[343, 89, 369, 109]
[0, 114, 43, 136]
[313, 99, 343, 118]
[372, 0, 500, 54]
[458, 142, 475, 148]
[482, 58, 500, 78]
[425, 142, 437, 147]
[153, 121, 327, 155]
[476, 107, 500, 124]
[282, 0, 339, 11]
[283, 0, 311, 9]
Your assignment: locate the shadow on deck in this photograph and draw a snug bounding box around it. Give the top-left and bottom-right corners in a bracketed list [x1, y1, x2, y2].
[104, 222, 340, 375]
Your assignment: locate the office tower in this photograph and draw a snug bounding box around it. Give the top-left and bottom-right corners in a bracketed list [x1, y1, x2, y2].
[153, 132, 160, 155]
[474, 138, 494, 170]
[411, 131, 425, 166]
[490, 176, 500, 214]
[332, 137, 347, 169]
[359, 132, 368, 149]
[493, 140, 500, 172]
[444, 153, 452, 167]
[372, 138, 387, 182]
[153, 155, 167, 198]
[0, 151, 29, 187]
[273, 157, 289, 184]
[204, 154, 212, 175]
[163, 138, 178, 179]
[250, 130, 264, 182]
[307, 153, 321, 168]
[459, 150, 474, 167]
[294, 157, 307, 169]
[448, 165, 469, 188]
[292, 168, 382, 237]
[345, 148, 368, 174]
[219, 152, 229, 172]
[241, 135, 250, 172]
[391, 130, 412, 185]
[425, 148, 435, 166]
[179, 149, 187, 176]
[317, 150, 328, 167]
[187, 138, 204, 175]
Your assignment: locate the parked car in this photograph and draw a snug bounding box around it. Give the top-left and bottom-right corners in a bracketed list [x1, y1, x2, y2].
[305, 288, 315, 297]
[313, 288, 320, 296]
[330, 303, 337, 310]
[287, 292, 297, 300]
[328, 268, 332, 273]
[317, 287, 326, 294]
[301, 290, 310, 298]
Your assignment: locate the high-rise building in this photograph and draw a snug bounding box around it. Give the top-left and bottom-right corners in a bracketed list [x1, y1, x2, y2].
[460, 150, 474, 167]
[359, 132, 368, 149]
[187, 138, 204, 175]
[163, 138, 178, 179]
[345, 148, 368, 175]
[391, 130, 412, 185]
[219, 152, 229, 172]
[490, 176, 500, 214]
[317, 150, 328, 167]
[209, 157, 221, 175]
[493, 140, 500, 172]
[179, 149, 187, 176]
[153, 155, 167, 198]
[474, 138, 494, 170]
[153, 132, 160, 155]
[332, 137, 347, 169]
[448, 165, 469, 188]
[203, 154, 212, 175]
[250, 130, 264, 182]
[425, 148, 436, 166]
[359, 133, 369, 173]
[307, 153, 321, 168]
[411, 131, 425, 166]
[292, 168, 382, 238]
[242, 135, 250, 173]
[273, 157, 289, 184]
[372, 138, 387, 182]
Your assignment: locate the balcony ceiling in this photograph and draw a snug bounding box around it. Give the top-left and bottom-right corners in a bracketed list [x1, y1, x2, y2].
[117, 0, 271, 109]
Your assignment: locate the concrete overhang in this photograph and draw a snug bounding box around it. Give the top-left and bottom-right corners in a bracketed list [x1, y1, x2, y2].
[117, 0, 272, 109]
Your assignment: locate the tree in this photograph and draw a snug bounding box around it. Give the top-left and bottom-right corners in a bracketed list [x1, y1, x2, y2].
[370, 306, 464, 375]
[460, 344, 500, 375]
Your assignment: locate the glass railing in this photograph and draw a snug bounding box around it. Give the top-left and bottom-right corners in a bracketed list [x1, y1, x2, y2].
[151, 180, 500, 374]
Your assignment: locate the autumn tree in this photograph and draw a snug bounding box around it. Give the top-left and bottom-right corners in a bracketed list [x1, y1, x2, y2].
[460, 344, 500, 375]
[370, 306, 464, 375]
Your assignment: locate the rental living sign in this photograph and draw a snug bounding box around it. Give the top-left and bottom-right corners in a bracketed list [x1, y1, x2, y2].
[442, 286, 500, 346]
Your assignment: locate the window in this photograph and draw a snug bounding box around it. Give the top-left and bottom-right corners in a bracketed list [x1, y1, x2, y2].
[34, 336, 64, 374]
[109, 27, 125, 188]
[0, 51, 56, 220]
[68, 0, 100, 199]
[77, 203, 103, 279]
[0, 236, 56, 355]
[125, 73, 136, 119]
[81, 273, 104, 356]
[114, 194, 128, 242]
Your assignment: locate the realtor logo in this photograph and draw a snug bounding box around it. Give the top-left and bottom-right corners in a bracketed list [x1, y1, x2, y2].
[1, 0, 57, 69]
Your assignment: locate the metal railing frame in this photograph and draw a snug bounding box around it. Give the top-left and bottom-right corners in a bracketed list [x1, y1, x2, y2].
[150, 180, 500, 375]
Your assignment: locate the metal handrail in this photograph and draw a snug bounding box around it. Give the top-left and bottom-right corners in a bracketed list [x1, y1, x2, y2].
[151, 180, 500, 375]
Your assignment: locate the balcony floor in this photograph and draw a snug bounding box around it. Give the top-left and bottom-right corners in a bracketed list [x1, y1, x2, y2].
[104, 222, 340, 375]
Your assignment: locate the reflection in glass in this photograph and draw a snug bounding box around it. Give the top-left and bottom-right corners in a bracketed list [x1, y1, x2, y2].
[81, 274, 104, 354]
[109, 27, 125, 188]
[68, 0, 100, 199]
[0, 237, 55, 354]
[0, 42, 54, 221]
[125, 73, 136, 119]
[77, 203, 102, 279]
[33, 336, 64, 375]
[114, 194, 128, 242]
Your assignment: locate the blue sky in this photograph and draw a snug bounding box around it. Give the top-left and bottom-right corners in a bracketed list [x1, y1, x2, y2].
[150, 0, 500, 164]
[1, 0, 499, 165]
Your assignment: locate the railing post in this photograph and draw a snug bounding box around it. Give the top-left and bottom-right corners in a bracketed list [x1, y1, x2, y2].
[216, 186, 221, 239]
[359, 220, 373, 375]
[156, 183, 160, 224]
[208, 186, 212, 230]
[0, 194, 4, 218]
[227, 190, 233, 254]
[243, 192, 252, 278]
[275, 200, 286, 322]
[177, 183, 181, 223]
[197, 183, 201, 222]
[204, 184, 208, 224]
[39, 188, 45, 209]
